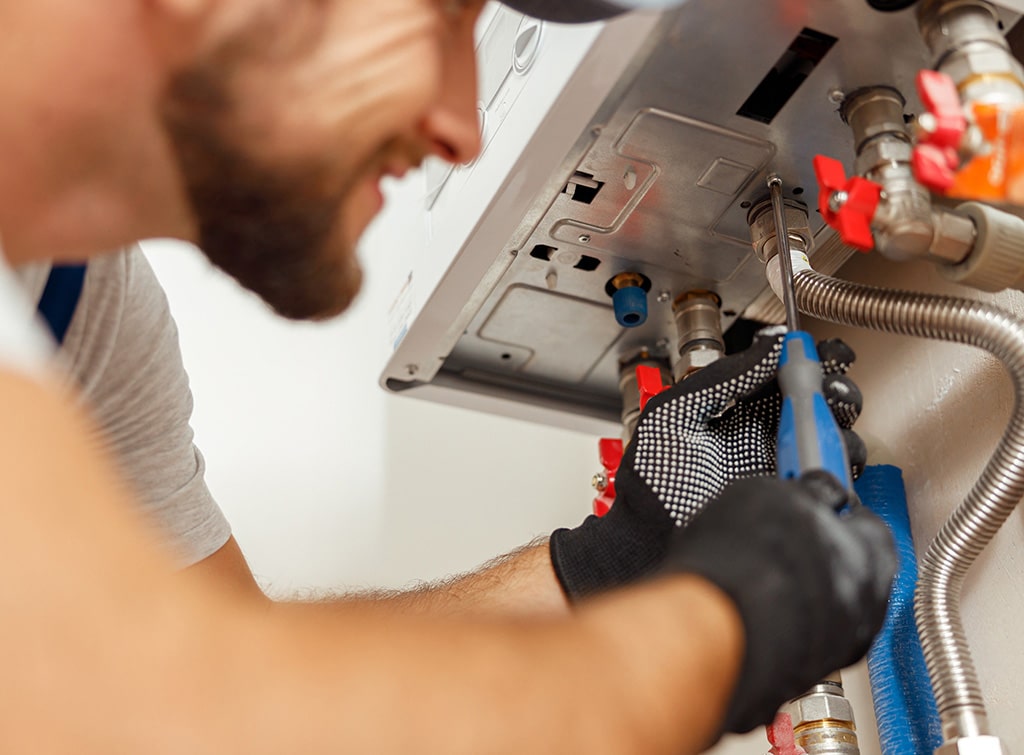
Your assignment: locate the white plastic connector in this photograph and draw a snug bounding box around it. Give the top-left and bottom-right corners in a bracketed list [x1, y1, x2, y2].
[935, 734, 1006, 755]
[765, 249, 814, 304]
[941, 202, 1024, 292]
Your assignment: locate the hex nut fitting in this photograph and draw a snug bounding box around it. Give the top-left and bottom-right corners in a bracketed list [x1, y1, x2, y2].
[857, 137, 913, 173]
[929, 208, 977, 264]
[781, 691, 855, 729]
[940, 51, 1024, 106]
[918, 0, 1004, 57]
[941, 47, 1024, 82]
[748, 199, 812, 262]
[672, 291, 724, 381]
[841, 86, 907, 151]
[917, 0, 1024, 104]
[677, 346, 721, 378]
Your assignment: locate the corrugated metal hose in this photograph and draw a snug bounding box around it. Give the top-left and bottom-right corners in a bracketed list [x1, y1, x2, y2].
[794, 268, 1024, 742]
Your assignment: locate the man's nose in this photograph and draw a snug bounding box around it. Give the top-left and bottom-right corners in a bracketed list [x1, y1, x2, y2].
[420, 23, 482, 165]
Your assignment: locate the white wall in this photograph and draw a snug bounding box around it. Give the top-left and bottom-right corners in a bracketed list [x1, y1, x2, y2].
[143, 237, 598, 596]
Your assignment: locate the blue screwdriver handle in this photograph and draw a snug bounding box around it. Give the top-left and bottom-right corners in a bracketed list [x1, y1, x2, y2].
[776, 331, 853, 490]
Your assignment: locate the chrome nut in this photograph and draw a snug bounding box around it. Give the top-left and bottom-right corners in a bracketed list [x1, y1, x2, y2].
[918, 1, 1005, 57]
[677, 346, 722, 378]
[842, 87, 906, 148]
[857, 138, 913, 171]
[747, 199, 812, 262]
[942, 48, 1024, 85]
[781, 691, 855, 728]
[918, 0, 1024, 102]
[935, 736, 1007, 755]
[940, 51, 1024, 108]
[929, 208, 976, 265]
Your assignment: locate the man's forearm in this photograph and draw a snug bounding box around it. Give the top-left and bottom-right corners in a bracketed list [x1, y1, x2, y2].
[346, 539, 569, 616]
[199, 536, 570, 617]
[220, 574, 743, 755]
[2, 374, 743, 753]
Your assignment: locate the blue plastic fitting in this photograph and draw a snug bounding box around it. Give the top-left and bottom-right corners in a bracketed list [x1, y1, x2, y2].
[612, 285, 648, 328]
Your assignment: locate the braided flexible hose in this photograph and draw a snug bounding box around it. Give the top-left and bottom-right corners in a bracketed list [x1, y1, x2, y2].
[794, 269, 1024, 741]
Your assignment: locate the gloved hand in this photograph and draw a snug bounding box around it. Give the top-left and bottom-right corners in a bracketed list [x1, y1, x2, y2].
[661, 471, 897, 733]
[551, 326, 866, 599]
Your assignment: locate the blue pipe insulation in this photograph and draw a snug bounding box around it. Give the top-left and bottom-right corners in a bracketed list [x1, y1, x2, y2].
[855, 465, 942, 755]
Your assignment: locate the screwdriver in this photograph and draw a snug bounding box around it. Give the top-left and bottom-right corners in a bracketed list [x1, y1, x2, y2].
[767, 174, 852, 490]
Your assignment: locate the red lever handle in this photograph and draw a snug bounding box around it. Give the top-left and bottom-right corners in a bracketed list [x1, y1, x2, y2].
[917, 70, 967, 151]
[593, 365, 671, 516]
[913, 70, 967, 192]
[636, 364, 670, 412]
[813, 155, 882, 252]
[592, 437, 623, 517]
[912, 144, 960, 192]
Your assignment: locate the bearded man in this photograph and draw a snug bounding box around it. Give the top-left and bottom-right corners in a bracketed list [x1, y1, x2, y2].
[0, 1, 894, 752]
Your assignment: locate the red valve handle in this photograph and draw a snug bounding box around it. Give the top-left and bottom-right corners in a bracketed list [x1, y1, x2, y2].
[593, 365, 671, 516]
[636, 364, 670, 412]
[917, 70, 967, 151]
[592, 437, 622, 517]
[813, 155, 882, 252]
[913, 70, 968, 192]
[912, 144, 960, 192]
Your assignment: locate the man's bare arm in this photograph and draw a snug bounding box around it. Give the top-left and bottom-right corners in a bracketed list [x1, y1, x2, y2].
[243, 575, 741, 755]
[3, 371, 741, 754]
[192, 535, 569, 615]
[342, 539, 569, 615]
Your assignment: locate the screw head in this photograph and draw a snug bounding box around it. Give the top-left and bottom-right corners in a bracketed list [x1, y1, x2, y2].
[917, 112, 938, 135]
[828, 88, 846, 105]
[578, 234, 591, 244]
[657, 290, 671, 303]
[828, 190, 849, 213]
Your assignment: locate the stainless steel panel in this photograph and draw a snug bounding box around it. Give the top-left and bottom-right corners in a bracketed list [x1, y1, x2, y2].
[411, 0, 1019, 428]
[477, 285, 623, 384]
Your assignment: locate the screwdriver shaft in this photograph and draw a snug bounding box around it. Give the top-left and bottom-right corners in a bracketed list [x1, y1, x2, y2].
[767, 174, 800, 331]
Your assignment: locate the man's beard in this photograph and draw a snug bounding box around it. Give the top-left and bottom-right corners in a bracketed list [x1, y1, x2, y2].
[160, 67, 363, 321]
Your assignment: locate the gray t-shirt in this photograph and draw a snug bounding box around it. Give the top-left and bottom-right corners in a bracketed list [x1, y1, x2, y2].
[17, 247, 231, 567]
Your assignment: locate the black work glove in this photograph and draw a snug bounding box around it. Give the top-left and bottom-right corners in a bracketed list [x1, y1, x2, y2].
[550, 326, 866, 600]
[662, 471, 896, 733]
